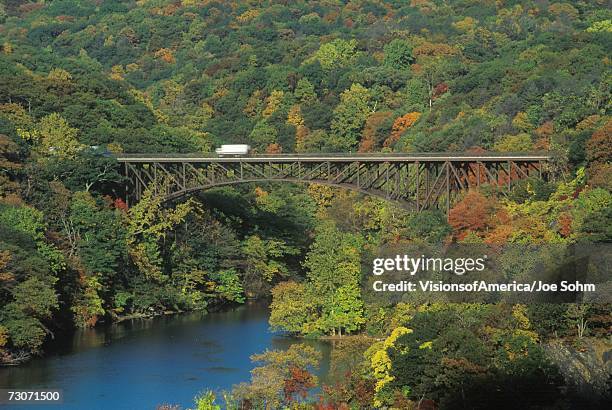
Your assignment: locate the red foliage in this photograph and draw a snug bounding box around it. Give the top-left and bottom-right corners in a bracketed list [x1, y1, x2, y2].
[448, 190, 497, 240]
[114, 198, 128, 212]
[558, 212, 573, 237]
[586, 119, 612, 167]
[432, 82, 449, 99]
[359, 111, 392, 152]
[284, 366, 316, 403]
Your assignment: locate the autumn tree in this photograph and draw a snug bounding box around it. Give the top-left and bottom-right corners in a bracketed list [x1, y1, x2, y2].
[412, 42, 460, 109]
[384, 112, 421, 148]
[448, 190, 498, 240]
[233, 344, 321, 408]
[312, 39, 357, 70]
[586, 119, 611, 188]
[359, 111, 393, 152]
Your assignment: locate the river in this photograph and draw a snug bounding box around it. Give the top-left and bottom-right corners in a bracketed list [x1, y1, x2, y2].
[0, 302, 331, 409]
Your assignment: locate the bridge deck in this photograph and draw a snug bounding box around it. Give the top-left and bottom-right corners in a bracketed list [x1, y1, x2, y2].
[116, 152, 550, 163]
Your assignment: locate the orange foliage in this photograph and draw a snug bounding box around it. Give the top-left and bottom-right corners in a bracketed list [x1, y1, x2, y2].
[588, 163, 612, 190]
[295, 125, 310, 153]
[534, 121, 553, 150]
[586, 119, 612, 167]
[384, 112, 421, 147]
[0, 250, 15, 286]
[413, 42, 458, 58]
[283, 366, 316, 403]
[484, 224, 515, 244]
[359, 111, 392, 152]
[18, 3, 45, 14]
[254, 186, 268, 201]
[114, 198, 128, 212]
[448, 190, 497, 240]
[576, 115, 601, 131]
[153, 48, 175, 64]
[266, 143, 282, 154]
[558, 212, 573, 237]
[323, 11, 339, 23]
[432, 82, 449, 99]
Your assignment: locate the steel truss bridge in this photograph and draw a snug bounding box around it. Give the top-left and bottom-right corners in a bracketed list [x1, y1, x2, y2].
[117, 153, 550, 213]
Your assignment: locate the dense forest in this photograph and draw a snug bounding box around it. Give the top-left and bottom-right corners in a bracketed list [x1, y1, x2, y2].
[0, 0, 610, 408]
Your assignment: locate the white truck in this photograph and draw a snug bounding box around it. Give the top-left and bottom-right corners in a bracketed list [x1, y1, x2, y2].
[215, 144, 251, 156]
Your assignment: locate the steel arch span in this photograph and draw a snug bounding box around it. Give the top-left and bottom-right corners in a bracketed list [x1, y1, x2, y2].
[116, 153, 550, 214]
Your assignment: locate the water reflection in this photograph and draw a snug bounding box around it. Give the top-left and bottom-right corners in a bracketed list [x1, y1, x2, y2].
[0, 302, 331, 410]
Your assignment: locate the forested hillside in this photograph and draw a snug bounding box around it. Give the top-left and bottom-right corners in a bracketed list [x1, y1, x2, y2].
[1, 0, 610, 156]
[0, 1, 610, 408]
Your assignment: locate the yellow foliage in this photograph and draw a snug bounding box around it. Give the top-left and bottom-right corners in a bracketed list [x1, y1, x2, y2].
[307, 183, 335, 210]
[126, 63, 140, 72]
[244, 90, 265, 117]
[512, 304, 532, 330]
[107, 142, 124, 153]
[586, 19, 612, 33]
[236, 9, 260, 23]
[17, 127, 40, 142]
[295, 125, 309, 153]
[103, 35, 114, 47]
[262, 90, 284, 118]
[0, 103, 35, 130]
[370, 326, 412, 407]
[419, 341, 433, 349]
[493, 134, 533, 152]
[512, 111, 532, 131]
[286, 105, 304, 127]
[110, 65, 125, 81]
[47, 68, 72, 82]
[3, 42, 13, 55]
[453, 16, 478, 32]
[0, 326, 8, 347]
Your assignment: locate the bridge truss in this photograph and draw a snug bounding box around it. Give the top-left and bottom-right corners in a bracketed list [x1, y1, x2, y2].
[117, 154, 549, 213]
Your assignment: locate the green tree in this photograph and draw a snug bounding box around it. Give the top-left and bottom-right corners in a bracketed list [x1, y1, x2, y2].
[330, 84, 371, 151]
[269, 281, 313, 334]
[249, 120, 278, 150]
[127, 186, 197, 283]
[383, 39, 414, 70]
[22, 113, 84, 159]
[303, 222, 365, 335]
[294, 78, 317, 103]
[312, 39, 357, 70]
[242, 235, 296, 296]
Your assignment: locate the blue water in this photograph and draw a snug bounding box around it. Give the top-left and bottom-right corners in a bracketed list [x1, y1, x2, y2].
[0, 303, 330, 409]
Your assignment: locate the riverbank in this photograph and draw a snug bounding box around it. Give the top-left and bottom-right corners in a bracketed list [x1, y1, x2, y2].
[0, 302, 332, 409]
